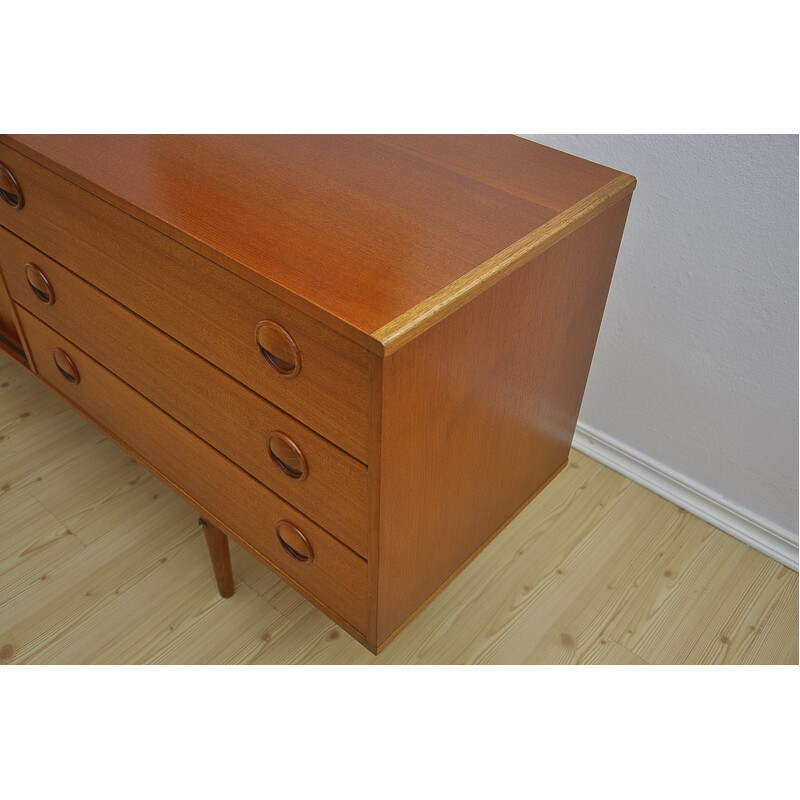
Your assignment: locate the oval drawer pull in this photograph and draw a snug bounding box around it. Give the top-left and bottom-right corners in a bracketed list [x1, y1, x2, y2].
[25, 263, 55, 305]
[267, 431, 308, 480]
[255, 320, 301, 377]
[276, 520, 314, 564]
[0, 163, 24, 209]
[52, 348, 80, 384]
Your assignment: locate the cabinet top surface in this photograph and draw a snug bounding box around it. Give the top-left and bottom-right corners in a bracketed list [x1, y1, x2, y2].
[3, 134, 633, 351]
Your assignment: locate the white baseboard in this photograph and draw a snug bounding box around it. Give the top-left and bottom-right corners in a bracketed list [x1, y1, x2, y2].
[572, 422, 799, 571]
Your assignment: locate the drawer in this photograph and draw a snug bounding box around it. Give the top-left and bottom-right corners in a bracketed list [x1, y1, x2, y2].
[1, 226, 368, 556]
[19, 306, 368, 635]
[0, 143, 370, 461]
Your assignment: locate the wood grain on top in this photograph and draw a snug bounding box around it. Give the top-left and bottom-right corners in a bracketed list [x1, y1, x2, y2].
[2, 135, 625, 339]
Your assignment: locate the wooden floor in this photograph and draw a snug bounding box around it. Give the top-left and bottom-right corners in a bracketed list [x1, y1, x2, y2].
[0, 352, 797, 664]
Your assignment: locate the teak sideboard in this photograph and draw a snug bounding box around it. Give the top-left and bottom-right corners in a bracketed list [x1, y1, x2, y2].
[0, 135, 635, 653]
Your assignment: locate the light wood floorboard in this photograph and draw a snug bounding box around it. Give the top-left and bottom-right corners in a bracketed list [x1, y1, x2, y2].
[0, 352, 796, 664]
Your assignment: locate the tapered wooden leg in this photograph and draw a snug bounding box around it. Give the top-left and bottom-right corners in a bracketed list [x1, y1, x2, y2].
[200, 519, 234, 598]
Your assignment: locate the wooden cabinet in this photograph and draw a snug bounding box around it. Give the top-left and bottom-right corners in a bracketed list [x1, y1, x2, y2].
[0, 135, 635, 653]
[0, 270, 21, 354]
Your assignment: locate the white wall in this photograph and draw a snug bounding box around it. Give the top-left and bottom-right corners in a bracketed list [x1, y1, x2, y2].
[524, 135, 798, 567]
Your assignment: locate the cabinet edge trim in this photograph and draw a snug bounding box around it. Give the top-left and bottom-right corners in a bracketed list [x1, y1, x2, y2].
[372, 173, 637, 356]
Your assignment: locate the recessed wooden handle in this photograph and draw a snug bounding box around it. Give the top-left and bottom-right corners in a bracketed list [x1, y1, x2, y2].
[24, 263, 55, 305]
[255, 320, 301, 377]
[52, 348, 80, 384]
[276, 520, 314, 563]
[267, 431, 308, 480]
[0, 163, 24, 209]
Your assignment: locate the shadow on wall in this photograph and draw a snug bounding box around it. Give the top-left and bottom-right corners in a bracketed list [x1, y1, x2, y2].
[526, 134, 798, 567]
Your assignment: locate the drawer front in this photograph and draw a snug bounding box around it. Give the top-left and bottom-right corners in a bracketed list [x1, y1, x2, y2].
[0, 143, 370, 461]
[19, 307, 368, 635]
[1, 227, 368, 556]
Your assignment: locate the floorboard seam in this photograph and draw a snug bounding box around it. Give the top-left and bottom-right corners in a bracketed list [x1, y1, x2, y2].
[603, 630, 651, 665]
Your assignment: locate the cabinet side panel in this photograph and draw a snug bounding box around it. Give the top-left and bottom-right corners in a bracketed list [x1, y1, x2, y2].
[0, 268, 18, 344]
[0, 261, 31, 365]
[375, 195, 632, 647]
